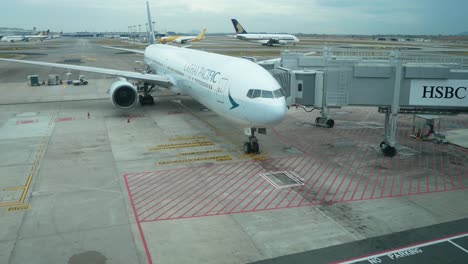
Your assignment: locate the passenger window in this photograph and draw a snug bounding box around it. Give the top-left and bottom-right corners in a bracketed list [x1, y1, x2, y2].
[246, 89, 253, 98]
[252, 89, 261, 98]
[298, 83, 303, 92]
[262, 90, 273, 98]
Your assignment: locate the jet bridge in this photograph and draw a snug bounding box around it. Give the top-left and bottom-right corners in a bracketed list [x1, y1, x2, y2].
[260, 48, 468, 157]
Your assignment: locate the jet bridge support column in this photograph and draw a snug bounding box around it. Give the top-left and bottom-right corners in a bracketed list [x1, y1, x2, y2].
[315, 47, 335, 128]
[380, 51, 401, 157]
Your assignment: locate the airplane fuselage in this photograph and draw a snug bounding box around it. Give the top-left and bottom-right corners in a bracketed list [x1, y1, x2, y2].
[144, 44, 287, 126]
[236, 33, 299, 45]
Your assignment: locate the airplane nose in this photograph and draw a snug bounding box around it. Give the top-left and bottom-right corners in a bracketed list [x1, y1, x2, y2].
[263, 99, 287, 125]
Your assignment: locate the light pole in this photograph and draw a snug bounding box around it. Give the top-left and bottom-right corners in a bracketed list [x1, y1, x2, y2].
[138, 24, 142, 41]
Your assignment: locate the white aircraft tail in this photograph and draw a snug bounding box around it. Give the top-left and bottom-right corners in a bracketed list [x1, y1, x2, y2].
[146, 1, 156, 44]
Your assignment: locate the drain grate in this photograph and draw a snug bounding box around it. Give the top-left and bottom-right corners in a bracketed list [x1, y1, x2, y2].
[260, 171, 304, 189]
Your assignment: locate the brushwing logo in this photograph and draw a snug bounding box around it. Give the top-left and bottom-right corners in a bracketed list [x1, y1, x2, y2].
[228, 89, 239, 110]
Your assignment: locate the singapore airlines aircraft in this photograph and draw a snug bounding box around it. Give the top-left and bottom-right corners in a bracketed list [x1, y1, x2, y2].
[159, 28, 206, 44]
[0, 1, 287, 154]
[231, 19, 299, 46]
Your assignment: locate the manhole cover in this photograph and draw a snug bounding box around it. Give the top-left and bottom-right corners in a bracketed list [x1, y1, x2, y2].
[260, 171, 304, 189]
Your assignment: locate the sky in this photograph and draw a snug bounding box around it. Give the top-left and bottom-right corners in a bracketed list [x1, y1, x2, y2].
[1, 0, 467, 35]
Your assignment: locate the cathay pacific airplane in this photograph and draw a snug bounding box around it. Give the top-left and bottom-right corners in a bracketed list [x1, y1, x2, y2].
[231, 19, 299, 46]
[0, 1, 287, 154]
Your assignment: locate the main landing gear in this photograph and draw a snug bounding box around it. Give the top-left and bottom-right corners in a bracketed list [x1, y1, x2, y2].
[243, 128, 266, 154]
[138, 82, 155, 106]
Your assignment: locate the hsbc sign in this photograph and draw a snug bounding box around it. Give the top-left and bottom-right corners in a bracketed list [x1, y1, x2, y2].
[410, 80, 468, 107]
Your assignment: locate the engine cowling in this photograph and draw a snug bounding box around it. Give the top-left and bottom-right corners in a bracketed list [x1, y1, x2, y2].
[278, 40, 287, 45]
[109, 79, 138, 108]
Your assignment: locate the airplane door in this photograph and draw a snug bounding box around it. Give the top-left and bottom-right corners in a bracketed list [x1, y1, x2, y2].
[216, 78, 228, 103]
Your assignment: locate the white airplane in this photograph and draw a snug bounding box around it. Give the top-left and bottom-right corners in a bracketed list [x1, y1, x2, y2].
[1, 30, 50, 42]
[159, 28, 206, 44]
[0, 35, 25, 42]
[231, 19, 299, 46]
[0, 1, 287, 154]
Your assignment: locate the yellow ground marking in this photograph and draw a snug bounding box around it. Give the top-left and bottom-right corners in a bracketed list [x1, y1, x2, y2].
[148, 141, 215, 151]
[157, 155, 232, 165]
[0, 115, 53, 207]
[239, 152, 270, 161]
[7, 204, 30, 212]
[177, 149, 224, 156]
[3, 186, 26, 191]
[169, 136, 207, 141]
[86, 57, 97, 61]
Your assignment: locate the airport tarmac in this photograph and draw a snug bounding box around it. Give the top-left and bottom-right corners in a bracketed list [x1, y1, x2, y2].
[0, 37, 466, 264]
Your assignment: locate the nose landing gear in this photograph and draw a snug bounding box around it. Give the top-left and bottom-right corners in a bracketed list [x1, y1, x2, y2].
[243, 128, 265, 154]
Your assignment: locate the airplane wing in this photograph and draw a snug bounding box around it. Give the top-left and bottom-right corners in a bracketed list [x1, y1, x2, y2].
[0, 58, 173, 87]
[101, 46, 145, 55]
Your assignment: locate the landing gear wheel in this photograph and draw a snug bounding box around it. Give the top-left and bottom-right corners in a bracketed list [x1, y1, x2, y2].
[251, 142, 259, 154]
[244, 142, 252, 154]
[139, 95, 144, 106]
[326, 119, 334, 128]
[147, 95, 154, 105]
[315, 117, 321, 124]
[380, 141, 397, 157]
[139, 95, 155, 106]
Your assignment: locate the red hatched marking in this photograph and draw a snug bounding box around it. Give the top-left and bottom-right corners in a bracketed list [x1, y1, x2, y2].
[16, 119, 38, 125]
[55, 117, 75, 122]
[124, 113, 468, 222]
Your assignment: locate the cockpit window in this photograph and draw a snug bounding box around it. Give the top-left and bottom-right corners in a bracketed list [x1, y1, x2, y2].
[247, 89, 253, 98]
[252, 89, 261, 98]
[262, 90, 273, 98]
[247, 89, 284, 99]
[273, 88, 285, 98]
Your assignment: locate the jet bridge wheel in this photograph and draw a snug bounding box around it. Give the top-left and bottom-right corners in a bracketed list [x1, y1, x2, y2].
[315, 117, 335, 128]
[244, 142, 252, 154]
[380, 141, 397, 157]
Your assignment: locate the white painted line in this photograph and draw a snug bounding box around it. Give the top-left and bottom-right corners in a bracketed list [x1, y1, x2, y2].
[448, 240, 468, 254]
[336, 233, 468, 264]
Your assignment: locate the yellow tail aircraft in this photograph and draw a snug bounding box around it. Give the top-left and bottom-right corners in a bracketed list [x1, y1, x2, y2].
[159, 28, 206, 44]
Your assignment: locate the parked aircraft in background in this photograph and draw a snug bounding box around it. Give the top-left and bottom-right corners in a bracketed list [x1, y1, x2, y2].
[231, 19, 299, 46]
[1, 30, 50, 42]
[47, 31, 62, 40]
[0, 2, 286, 154]
[159, 28, 206, 44]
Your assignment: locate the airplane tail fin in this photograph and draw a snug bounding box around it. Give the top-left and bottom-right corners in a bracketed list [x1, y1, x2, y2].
[193, 28, 206, 42]
[146, 1, 156, 44]
[231, 19, 247, 34]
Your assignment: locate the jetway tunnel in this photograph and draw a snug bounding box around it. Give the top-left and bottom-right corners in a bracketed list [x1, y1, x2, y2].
[260, 48, 468, 157]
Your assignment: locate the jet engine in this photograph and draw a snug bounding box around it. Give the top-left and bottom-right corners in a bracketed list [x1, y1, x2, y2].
[278, 40, 287, 45]
[109, 79, 138, 108]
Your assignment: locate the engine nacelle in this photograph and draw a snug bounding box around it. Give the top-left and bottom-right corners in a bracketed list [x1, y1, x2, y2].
[108, 79, 138, 109]
[278, 40, 287, 45]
